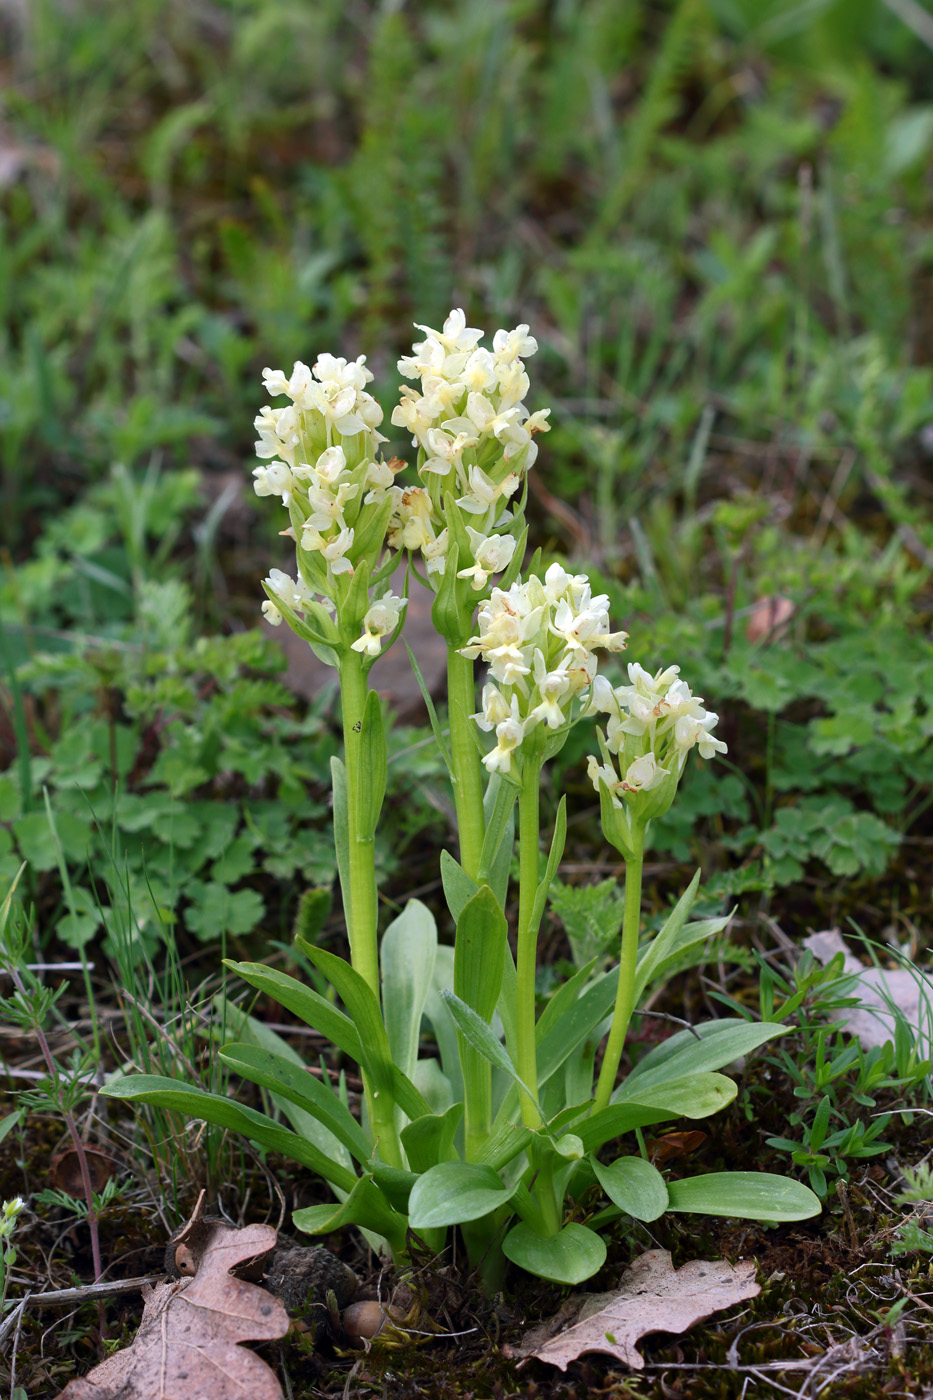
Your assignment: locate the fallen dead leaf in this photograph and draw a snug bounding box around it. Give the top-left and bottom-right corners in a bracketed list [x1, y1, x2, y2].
[505, 1248, 760, 1371]
[803, 929, 931, 1056]
[50, 1146, 115, 1198]
[54, 1219, 289, 1400]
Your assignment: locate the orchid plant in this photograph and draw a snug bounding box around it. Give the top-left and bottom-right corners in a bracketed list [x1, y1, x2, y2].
[105, 311, 819, 1287]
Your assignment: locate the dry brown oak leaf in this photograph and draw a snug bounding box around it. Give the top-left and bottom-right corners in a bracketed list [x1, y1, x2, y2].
[54, 1222, 289, 1400]
[507, 1248, 760, 1372]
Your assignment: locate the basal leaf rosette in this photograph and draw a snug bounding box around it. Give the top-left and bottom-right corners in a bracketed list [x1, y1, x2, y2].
[586, 663, 728, 857]
[390, 309, 549, 615]
[459, 564, 628, 778]
[253, 353, 406, 665]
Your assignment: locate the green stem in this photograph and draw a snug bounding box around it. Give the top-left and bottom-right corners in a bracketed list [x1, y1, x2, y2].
[336, 649, 402, 1168]
[593, 829, 645, 1115]
[338, 650, 379, 1000]
[446, 645, 486, 882]
[516, 755, 543, 1129]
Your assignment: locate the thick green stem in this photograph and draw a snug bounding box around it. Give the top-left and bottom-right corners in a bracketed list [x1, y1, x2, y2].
[592, 829, 645, 1115]
[515, 755, 543, 1129]
[446, 645, 486, 882]
[338, 650, 379, 999]
[336, 649, 402, 1168]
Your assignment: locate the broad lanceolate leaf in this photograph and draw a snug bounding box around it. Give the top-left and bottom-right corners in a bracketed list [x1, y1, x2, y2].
[422, 944, 463, 1102]
[441, 990, 537, 1107]
[503, 1221, 607, 1286]
[331, 756, 351, 920]
[619, 1019, 787, 1096]
[615, 1072, 737, 1117]
[535, 957, 599, 1045]
[380, 899, 438, 1082]
[591, 1154, 669, 1222]
[358, 687, 387, 838]
[478, 772, 516, 904]
[577, 1073, 740, 1155]
[666, 1171, 822, 1221]
[536, 969, 620, 1087]
[226, 960, 363, 1063]
[455, 884, 508, 1153]
[454, 885, 506, 1024]
[530, 796, 567, 936]
[408, 1161, 520, 1230]
[440, 849, 478, 925]
[102, 1075, 357, 1192]
[292, 1174, 408, 1254]
[215, 995, 351, 1167]
[472, 1120, 534, 1172]
[400, 1104, 463, 1174]
[304, 943, 431, 1123]
[218, 1044, 372, 1165]
[634, 913, 734, 1006]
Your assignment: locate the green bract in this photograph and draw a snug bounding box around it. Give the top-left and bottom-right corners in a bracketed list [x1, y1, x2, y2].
[103, 311, 820, 1286]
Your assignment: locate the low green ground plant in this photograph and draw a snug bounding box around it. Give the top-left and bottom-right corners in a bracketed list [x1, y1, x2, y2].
[717, 947, 931, 1198]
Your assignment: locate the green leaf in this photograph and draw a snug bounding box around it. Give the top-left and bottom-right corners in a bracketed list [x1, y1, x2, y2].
[381, 900, 438, 1082]
[226, 960, 363, 1063]
[400, 1104, 464, 1174]
[809, 1094, 832, 1154]
[13, 811, 88, 870]
[370, 1164, 418, 1213]
[503, 1221, 606, 1285]
[0, 778, 21, 823]
[0, 1109, 22, 1144]
[214, 994, 351, 1166]
[102, 1074, 357, 1192]
[454, 884, 508, 1152]
[440, 990, 533, 1099]
[641, 913, 734, 992]
[305, 944, 431, 1122]
[440, 849, 478, 925]
[331, 756, 351, 923]
[186, 884, 264, 940]
[292, 1174, 407, 1253]
[478, 773, 516, 903]
[577, 1103, 683, 1154]
[530, 795, 567, 935]
[631, 870, 700, 1004]
[549, 878, 624, 965]
[666, 1172, 822, 1222]
[472, 1120, 534, 1172]
[358, 687, 387, 838]
[535, 957, 600, 1044]
[409, 1161, 519, 1230]
[209, 836, 256, 884]
[422, 945, 463, 1102]
[591, 1154, 669, 1222]
[537, 969, 620, 1086]
[218, 1043, 372, 1165]
[454, 885, 506, 1024]
[619, 1072, 737, 1118]
[621, 1020, 787, 1094]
